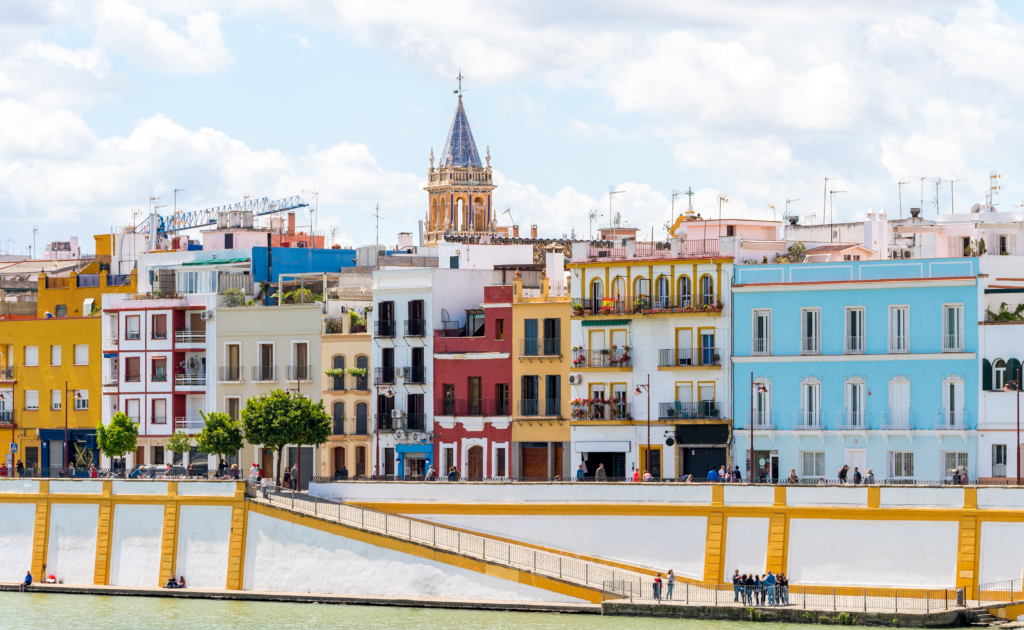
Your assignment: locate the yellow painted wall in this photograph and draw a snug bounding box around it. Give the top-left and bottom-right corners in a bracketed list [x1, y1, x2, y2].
[320, 328, 372, 477]
[36, 270, 137, 319]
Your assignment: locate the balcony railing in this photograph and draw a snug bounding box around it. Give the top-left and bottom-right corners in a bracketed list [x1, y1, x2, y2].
[519, 338, 561, 357]
[844, 336, 865, 355]
[935, 410, 968, 430]
[0, 367, 13, 381]
[578, 299, 629, 315]
[800, 337, 820, 355]
[174, 416, 205, 431]
[355, 416, 369, 435]
[152, 330, 168, 340]
[328, 374, 346, 391]
[681, 238, 720, 257]
[76, 274, 100, 288]
[657, 347, 721, 367]
[404, 366, 426, 384]
[108, 274, 132, 286]
[375, 320, 396, 338]
[588, 245, 627, 259]
[175, 372, 206, 387]
[437, 399, 512, 416]
[333, 417, 346, 435]
[0, 410, 12, 425]
[406, 413, 426, 431]
[888, 335, 909, 354]
[751, 337, 770, 356]
[572, 401, 633, 421]
[252, 365, 277, 382]
[176, 329, 206, 344]
[126, 331, 140, 340]
[743, 411, 775, 430]
[375, 367, 396, 385]
[942, 334, 964, 353]
[151, 416, 166, 425]
[633, 241, 672, 258]
[573, 348, 632, 368]
[102, 374, 118, 388]
[993, 464, 1007, 478]
[658, 401, 720, 419]
[125, 374, 141, 383]
[404, 319, 426, 337]
[376, 413, 395, 431]
[792, 411, 821, 430]
[218, 365, 243, 382]
[517, 399, 562, 417]
[881, 410, 913, 431]
[152, 371, 167, 382]
[837, 411, 869, 431]
[287, 365, 312, 381]
[104, 336, 118, 347]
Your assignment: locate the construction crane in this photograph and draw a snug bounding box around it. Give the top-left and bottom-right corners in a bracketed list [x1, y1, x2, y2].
[133, 195, 309, 238]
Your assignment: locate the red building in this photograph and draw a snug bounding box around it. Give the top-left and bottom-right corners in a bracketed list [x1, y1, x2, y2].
[433, 284, 512, 479]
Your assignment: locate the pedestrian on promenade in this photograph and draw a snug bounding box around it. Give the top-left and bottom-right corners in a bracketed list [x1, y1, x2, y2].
[788, 469, 799, 484]
[178, 575, 186, 588]
[447, 466, 459, 482]
[779, 572, 789, 605]
[290, 463, 298, 487]
[20, 570, 30, 592]
[707, 467, 719, 482]
[667, 569, 676, 599]
[745, 574, 755, 605]
[68, 463, 76, 478]
[853, 467, 862, 484]
[961, 470, 970, 485]
[838, 465, 849, 483]
[734, 466, 742, 483]
[718, 466, 727, 481]
[653, 574, 662, 601]
[643, 470, 653, 482]
[765, 571, 776, 605]
[576, 464, 585, 481]
[90, 464, 98, 478]
[760, 575, 768, 605]
[733, 570, 741, 601]
[632, 468, 640, 483]
[596, 463, 608, 481]
[248, 463, 258, 482]
[282, 469, 291, 489]
[952, 468, 961, 485]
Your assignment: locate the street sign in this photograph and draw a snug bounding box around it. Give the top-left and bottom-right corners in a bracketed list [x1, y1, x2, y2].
[9, 443, 16, 453]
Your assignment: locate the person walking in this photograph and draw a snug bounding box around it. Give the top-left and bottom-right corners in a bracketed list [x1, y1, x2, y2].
[853, 467, 862, 484]
[447, 466, 459, 482]
[248, 463, 259, 482]
[753, 574, 762, 605]
[290, 462, 298, 488]
[838, 464, 849, 483]
[733, 570, 742, 602]
[764, 571, 776, 606]
[734, 465, 742, 483]
[653, 573, 662, 601]
[576, 464, 585, 481]
[595, 463, 608, 481]
[632, 468, 641, 483]
[788, 468, 799, 484]
[666, 569, 676, 600]
[707, 466, 719, 482]
[952, 468, 961, 485]
[864, 469, 875, 484]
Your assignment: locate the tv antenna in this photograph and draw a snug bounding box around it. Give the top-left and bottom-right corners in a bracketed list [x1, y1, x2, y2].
[503, 207, 517, 235]
[987, 171, 1002, 206]
[768, 203, 776, 221]
[829, 190, 846, 241]
[671, 189, 680, 227]
[608, 186, 625, 228]
[588, 209, 603, 241]
[931, 178, 945, 215]
[372, 203, 383, 247]
[949, 179, 966, 213]
[898, 178, 923, 219]
[717, 193, 729, 237]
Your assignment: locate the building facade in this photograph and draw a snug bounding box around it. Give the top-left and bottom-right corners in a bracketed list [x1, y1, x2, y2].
[732, 257, 980, 481]
[321, 310, 372, 478]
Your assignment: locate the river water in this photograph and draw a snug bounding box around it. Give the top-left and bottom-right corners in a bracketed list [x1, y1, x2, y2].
[0, 592, 805, 629]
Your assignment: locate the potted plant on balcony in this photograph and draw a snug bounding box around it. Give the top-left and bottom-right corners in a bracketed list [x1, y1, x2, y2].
[571, 398, 588, 420]
[571, 299, 584, 316]
[712, 353, 721, 365]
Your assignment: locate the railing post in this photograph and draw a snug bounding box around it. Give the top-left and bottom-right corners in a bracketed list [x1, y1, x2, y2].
[686, 582, 689, 605]
[533, 550, 537, 572]
[716, 583, 718, 605]
[927, 591, 929, 613]
[864, 589, 867, 612]
[458, 531, 461, 554]
[559, 556, 562, 578]
[834, 587, 836, 611]
[585, 564, 589, 585]
[803, 586, 806, 609]
[895, 589, 898, 613]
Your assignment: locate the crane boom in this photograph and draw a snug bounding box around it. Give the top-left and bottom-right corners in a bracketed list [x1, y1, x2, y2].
[134, 195, 310, 235]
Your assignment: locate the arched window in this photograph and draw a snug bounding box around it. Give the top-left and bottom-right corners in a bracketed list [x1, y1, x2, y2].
[355, 356, 368, 390]
[700, 275, 714, 306]
[633, 277, 650, 311]
[332, 355, 345, 391]
[655, 275, 670, 308]
[590, 279, 603, 310]
[355, 402, 369, 435]
[995, 359, 1007, 391]
[611, 277, 626, 308]
[332, 401, 345, 435]
[678, 276, 692, 307]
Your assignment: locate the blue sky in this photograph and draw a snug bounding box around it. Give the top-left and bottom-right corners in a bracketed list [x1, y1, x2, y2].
[2, 1, 1024, 253]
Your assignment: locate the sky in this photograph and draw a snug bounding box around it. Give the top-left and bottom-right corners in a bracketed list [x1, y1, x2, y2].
[3, 0, 1024, 253]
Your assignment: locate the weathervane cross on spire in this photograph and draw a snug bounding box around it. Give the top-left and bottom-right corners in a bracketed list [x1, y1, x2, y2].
[684, 186, 695, 204]
[454, 69, 466, 98]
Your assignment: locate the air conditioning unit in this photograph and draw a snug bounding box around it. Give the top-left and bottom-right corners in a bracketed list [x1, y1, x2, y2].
[395, 430, 406, 440]
[410, 432, 422, 442]
[391, 409, 405, 419]
[199, 310, 214, 321]
[568, 373, 584, 385]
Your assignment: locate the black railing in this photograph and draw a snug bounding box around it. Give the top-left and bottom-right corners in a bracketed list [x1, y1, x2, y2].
[77, 274, 100, 288]
[252, 365, 277, 382]
[218, 365, 243, 382]
[518, 399, 538, 416]
[355, 416, 368, 435]
[658, 347, 722, 367]
[108, 274, 132, 286]
[376, 413, 394, 430]
[658, 401, 720, 419]
[406, 413, 426, 431]
[0, 410, 12, 425]
[437, 321, 464, 337]
[406, 366, 426, 384]
[354, 374, 369, 391]
[375, 320, 396, 338]
[405, 319, 426, 337]
[333, 418, 346, 435]
[375, 367, 396, 385]
[287, 365, 311, 381]
[546, 398, 561, 417]
[572, 348, 632, 368]
[519, 337, 561, 356]
[328, 374, 346, 391]
[0, 367, 15, 380]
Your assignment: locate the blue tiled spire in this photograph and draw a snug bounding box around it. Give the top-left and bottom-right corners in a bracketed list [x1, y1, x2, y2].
[440, 97, 482, 168]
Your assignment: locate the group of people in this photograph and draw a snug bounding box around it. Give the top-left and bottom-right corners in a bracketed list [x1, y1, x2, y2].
[707, 466, 743, 482]
[163, 575, 187, 589]
[835, 465, 876, 484]
[733, 570, 790, 606]
[651, 570, 676, 600]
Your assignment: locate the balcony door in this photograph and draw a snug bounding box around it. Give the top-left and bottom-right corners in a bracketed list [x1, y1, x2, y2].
[943, 379, 965, 426]
[889, 306, 908, 352]
[801, 380, 820, 427]
[845, 380, 865, 426]
[889, 379, 910, 427]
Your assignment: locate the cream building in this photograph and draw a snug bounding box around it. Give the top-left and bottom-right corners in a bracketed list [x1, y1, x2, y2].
[321, 310, 372, 478]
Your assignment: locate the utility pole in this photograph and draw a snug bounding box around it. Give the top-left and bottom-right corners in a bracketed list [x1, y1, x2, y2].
[717, 193, 729, 237]
[829, 190, 847, 242]
[671, 189, 680, 230]
[949, 179, 965, 213]
[372, 203, 383, 248]
[32, 226, 37, 260]
[822, 177, 829, 226]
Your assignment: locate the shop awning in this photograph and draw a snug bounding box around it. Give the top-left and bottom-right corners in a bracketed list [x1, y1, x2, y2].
[581, 319, 630, 327]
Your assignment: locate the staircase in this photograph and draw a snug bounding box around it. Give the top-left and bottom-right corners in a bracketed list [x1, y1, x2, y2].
[973, 612, 1010, 627]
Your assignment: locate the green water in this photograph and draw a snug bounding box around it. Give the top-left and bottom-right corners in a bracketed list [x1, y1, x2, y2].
[0, 592, 805, 629]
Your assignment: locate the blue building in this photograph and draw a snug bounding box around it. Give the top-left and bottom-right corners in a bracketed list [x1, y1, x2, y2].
[251, 246, 357, 283]
[732, 258, 979, 482]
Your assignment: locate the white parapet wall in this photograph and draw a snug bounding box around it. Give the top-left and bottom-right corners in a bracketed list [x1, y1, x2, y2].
[242, 511, 586, 602]
[47, 503, 99, 585]
[109, 504, 165, 587]
[176, 506, 232, 589]
[0, 503, 37, 581]
[310, 481, 714, 504]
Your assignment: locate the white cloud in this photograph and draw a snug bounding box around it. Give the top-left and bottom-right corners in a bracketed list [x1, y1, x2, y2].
[93, 0, 232, 74]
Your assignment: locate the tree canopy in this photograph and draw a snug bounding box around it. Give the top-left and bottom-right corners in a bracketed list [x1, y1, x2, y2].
[166, 431, 193, 458]
[96, 412, 138, 465]
[241, 388, 331, 484]
[195, 410, 244, 467]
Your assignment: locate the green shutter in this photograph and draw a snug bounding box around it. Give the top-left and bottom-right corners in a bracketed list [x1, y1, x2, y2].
[983, 359, 992, 391]
[1010, 359, 1022, 386]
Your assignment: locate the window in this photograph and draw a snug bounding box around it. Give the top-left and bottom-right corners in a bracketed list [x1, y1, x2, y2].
[226, 344, 241, 381]
[591, 279, 603, 308]
[843, 254, 861, 261]
[542, 318, 560, 355]
[496, 447, 506, 477]
[51, 390, 61, 410]
[126, 316, 140, 340]
[845, 308, 865, 354]
[726, 225, 735, 237]
[999, 234, 1013, 255]
[227, 398, 240, 422]
[125, 399, 140, 422]
[994, 445, 1008, 477]
[753, 382, 771, 426]
[125, 357, 141, 382]
[889, 452, 914, 478]
[152, 399, 166, 424]
[752, 310, 770, 355]
[801, 308, 820, 355]
[333, 401, 345, 434]
[995, 359, 1007, 391]
[152, 357, 167, 382]
[844, 379, 865, 427]
[545, 374, 561, 416]
[495, 383, 509, 415]
[152, 314, 167, 339]
[942, 378, 965, 427]
[655, 276, 670, 309]
[24, 390, 38, 410]
[153, 445, 165, 465]
[800, 379, 821, 427]
[24, 346, 38, 367]
[75, 390, 88, 410]
[677, 276, 691, 307]
[700, 275, 714, 306]
[257, 343, 274, 381]
[523, 319, 538, 355]
[889, 306, 909, 353]
[888, 378, 910, 429]
[801, 451, 825, 477]
[50, 345, 61, 366]
[55, 304, 67, 318]
[943, 452, 969, 480]
[225, 233, 234, 249]
[468, 311, 485, 337]
[521, 375, 539, 416]
[943, 305, 964, 352]
[74, 344, 88, 365]
[449, 256, 459, 269]
[495, 319, 505, 340]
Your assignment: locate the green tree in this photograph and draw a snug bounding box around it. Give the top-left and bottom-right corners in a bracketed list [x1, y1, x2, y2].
[241, 389, 331, 485]
[195, 411, 244, 473]
[166, 431, 193, 466]
[96, 411, 139, 472]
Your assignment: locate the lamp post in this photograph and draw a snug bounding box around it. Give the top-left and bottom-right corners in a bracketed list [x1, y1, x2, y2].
[372, 385, 395, 478]
[749, 372, 768, 483]
[1003, 369, 1020, 485]
[64, 380, 83, 473]
[633, 374, 652, 478]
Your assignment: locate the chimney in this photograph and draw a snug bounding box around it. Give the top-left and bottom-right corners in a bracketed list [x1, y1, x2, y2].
[287, 212, 296, 236]
[512, 225, 520, 238]
[530, 224, 538, 238]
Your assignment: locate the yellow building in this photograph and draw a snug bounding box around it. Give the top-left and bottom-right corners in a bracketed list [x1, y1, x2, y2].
[35, 235, 137, 318]
[0, 315, 102, 471]
[319, 312, 372, 478]
[510, 266, 571, 479]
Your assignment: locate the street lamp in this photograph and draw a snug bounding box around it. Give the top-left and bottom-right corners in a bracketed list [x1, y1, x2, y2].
[749, 372, 768, 483]
[1003, 369, 1020, 485]
[633, 374, 652, 478]
[64, 380, 84, 472]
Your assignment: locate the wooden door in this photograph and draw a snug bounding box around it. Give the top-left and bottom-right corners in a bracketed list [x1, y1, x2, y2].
[355, 446, 366, 477]
[333, 447, 346, 476]
[468, 446, 484, 479]
[553, 443, 563, 478]
[261, 449, 274, 477]
[136, 446, 145, 466]
[522, 446, 548, 479]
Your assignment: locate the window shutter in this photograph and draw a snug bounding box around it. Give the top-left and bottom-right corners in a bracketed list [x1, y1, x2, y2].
[1009, 359, 1022, 384]
[983, 359, 992, 391]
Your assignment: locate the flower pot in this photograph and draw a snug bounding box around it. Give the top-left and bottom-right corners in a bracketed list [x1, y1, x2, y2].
[583, 309, 593, 316]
